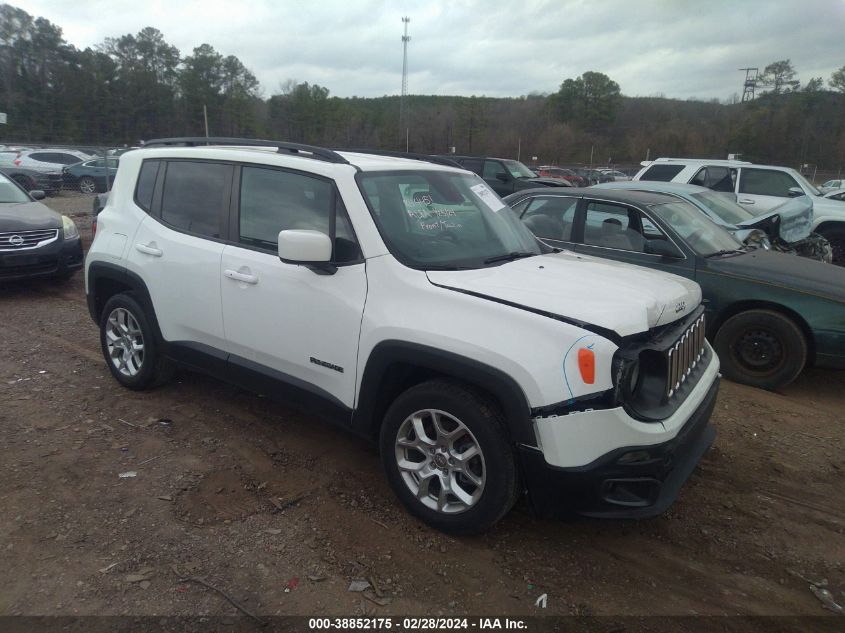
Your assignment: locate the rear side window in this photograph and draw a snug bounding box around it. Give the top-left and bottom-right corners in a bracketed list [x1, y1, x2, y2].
[690, 166, 736, 192]
[53, 153, 83, 165]
[640, 164, 685, 182]
[28, 152, 52, 162]
[160, 161, 231, 238]
[135, 160, 160, 212]
[739, 168, 799, 197]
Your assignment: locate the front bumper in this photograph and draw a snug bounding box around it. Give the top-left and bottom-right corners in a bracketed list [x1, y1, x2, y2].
[521, 350, 720, 519]
[0, 235, 83, 281]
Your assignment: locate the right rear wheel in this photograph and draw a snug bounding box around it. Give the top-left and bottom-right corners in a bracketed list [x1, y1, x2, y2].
[99, 293, 174, 390]
[79, 176, 97, 194]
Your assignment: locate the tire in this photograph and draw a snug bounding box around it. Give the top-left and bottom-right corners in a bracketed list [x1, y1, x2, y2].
[379, 379, 519, 535]
[78, 176, 98, 194]
[817, 226, 845, 266]
[99, 293, 174, 390]
[713, 309, 807, 390]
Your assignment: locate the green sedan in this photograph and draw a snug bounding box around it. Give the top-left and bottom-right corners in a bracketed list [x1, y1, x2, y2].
[505, 187, 845, 390]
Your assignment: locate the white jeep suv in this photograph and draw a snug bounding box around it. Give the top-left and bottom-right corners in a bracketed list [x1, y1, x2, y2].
[85, 138, 720, 534]
[634, 158, 845, 264]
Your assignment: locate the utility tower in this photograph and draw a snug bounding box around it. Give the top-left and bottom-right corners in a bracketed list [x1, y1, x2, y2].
[739, 67, 759, 102]
[400, 16, 411, 149]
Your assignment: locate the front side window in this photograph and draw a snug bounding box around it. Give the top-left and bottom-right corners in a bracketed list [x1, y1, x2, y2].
[357, 170, 542, 269]
[239, 166, 359, 262]
[583, 201, 650, 252]
[521, 196, 578, 241]
[482, 160, 505, 180]
[160, 160, 231, 239]
[739, 168, 799, 197]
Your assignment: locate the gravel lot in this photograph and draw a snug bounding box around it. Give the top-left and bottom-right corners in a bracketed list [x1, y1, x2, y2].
[0, 193, 843, 623]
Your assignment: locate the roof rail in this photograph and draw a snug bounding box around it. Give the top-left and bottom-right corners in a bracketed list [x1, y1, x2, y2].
[335, 148, 462, 168]
[142, 137, 350, 164]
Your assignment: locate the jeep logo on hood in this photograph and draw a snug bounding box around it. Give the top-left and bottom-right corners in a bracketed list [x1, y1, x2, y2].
[675, 300, 686, 314]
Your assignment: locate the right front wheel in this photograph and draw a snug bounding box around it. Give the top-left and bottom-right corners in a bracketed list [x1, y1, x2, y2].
[714, 309, 807, 390]
[79, 176, 97, 194]
[380, 380, 519, 535]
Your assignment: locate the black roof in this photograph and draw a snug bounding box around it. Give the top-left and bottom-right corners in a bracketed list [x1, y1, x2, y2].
[505, 187, 681, 206]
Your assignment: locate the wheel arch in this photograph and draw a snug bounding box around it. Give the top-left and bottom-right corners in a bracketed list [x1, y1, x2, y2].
[352, 340, 534, 446]
[708, 300, 815, 366]
[87, 261, 164, 344]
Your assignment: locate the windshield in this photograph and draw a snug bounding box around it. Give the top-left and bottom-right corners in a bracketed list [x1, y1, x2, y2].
[790, 170, 821, 196]
[503, 160, 537, 179]
[690, 191, 754, 225]
[648, 201, 744, 257]
[0, 174, 32, 203]
[358, 170, 543, 269]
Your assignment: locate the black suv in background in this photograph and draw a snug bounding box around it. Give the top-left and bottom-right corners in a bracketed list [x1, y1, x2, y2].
[441, 155, 573, 196]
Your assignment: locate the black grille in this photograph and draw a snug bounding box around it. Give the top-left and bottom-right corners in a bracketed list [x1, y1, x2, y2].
[666, 314, 706, 398]
[0, 229, 59, 250]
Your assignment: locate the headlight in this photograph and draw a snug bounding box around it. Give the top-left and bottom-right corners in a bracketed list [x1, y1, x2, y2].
[62, 215, 79, 239]
[744, 229, 771, 250]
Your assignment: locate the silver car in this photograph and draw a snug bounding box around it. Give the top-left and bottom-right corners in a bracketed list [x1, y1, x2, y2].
[0, 149, 91, 174]
[594, 181, 832, 262]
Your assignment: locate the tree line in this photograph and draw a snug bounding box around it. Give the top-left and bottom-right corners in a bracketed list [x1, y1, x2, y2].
[1, 3, 844, 171]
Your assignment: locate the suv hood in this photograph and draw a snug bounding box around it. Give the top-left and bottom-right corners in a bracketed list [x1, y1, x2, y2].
[737, 195, 813, 243]
[426, 251, 701, 337]
[0, 201, 61, 231]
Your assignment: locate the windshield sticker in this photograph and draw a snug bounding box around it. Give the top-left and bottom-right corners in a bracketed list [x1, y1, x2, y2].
[470, 183, 505, 212]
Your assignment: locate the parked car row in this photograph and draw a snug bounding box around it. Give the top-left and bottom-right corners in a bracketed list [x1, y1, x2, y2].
[0, 147, 118, 194]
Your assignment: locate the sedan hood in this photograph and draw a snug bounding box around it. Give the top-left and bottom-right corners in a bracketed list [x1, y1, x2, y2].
[426, 251, 702, 337]
[738, 195, 813, 243]
[706, 250, 845, 302]
[0, 201, 61, 231]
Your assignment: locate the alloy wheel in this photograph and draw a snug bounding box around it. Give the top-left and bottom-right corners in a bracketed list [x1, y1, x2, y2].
[105, 307, 145, 377]
[79, 177, 97, 194]
[394, 409, 486, 514]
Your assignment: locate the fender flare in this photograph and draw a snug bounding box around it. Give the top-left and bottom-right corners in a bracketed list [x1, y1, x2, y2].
[352, 340, 535, 446]
[86, 260, 164, 344]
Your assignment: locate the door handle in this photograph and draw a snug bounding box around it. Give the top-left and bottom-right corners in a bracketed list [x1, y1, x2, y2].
[224, 269, 258, 285]
[135, 243, 163, 257]
[738, 198, 755, 204]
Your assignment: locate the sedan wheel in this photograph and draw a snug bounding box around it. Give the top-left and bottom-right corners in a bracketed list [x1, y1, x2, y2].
[79, 176, 97, 194]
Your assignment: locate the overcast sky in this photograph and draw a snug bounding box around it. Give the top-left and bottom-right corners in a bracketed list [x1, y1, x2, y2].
[12, 0, 845, 100]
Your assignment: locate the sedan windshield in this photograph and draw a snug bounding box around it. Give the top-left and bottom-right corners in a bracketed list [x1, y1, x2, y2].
[504, 160, 537, 179]
[690, 191, 754, 225]
[0, 174, 32, 203]
[358, 170, 543, 269]
[648, 201, 744, 257]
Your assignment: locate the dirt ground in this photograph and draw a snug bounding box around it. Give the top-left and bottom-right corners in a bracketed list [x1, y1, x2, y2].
[0, 193, 843, 622]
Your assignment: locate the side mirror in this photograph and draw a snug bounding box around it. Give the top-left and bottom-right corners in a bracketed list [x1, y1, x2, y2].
[644, 239, 683, 258]
[787, 187, 804, 198]
[30, 190, 46, 200]
[278, 229, 335, 274]
[495, 172, 511, 182]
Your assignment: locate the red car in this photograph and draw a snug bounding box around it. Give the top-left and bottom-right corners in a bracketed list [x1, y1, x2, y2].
[534, 165, 587, 187]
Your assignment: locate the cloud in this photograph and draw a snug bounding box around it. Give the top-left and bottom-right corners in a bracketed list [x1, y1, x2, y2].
[11, 0, 845, 99]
